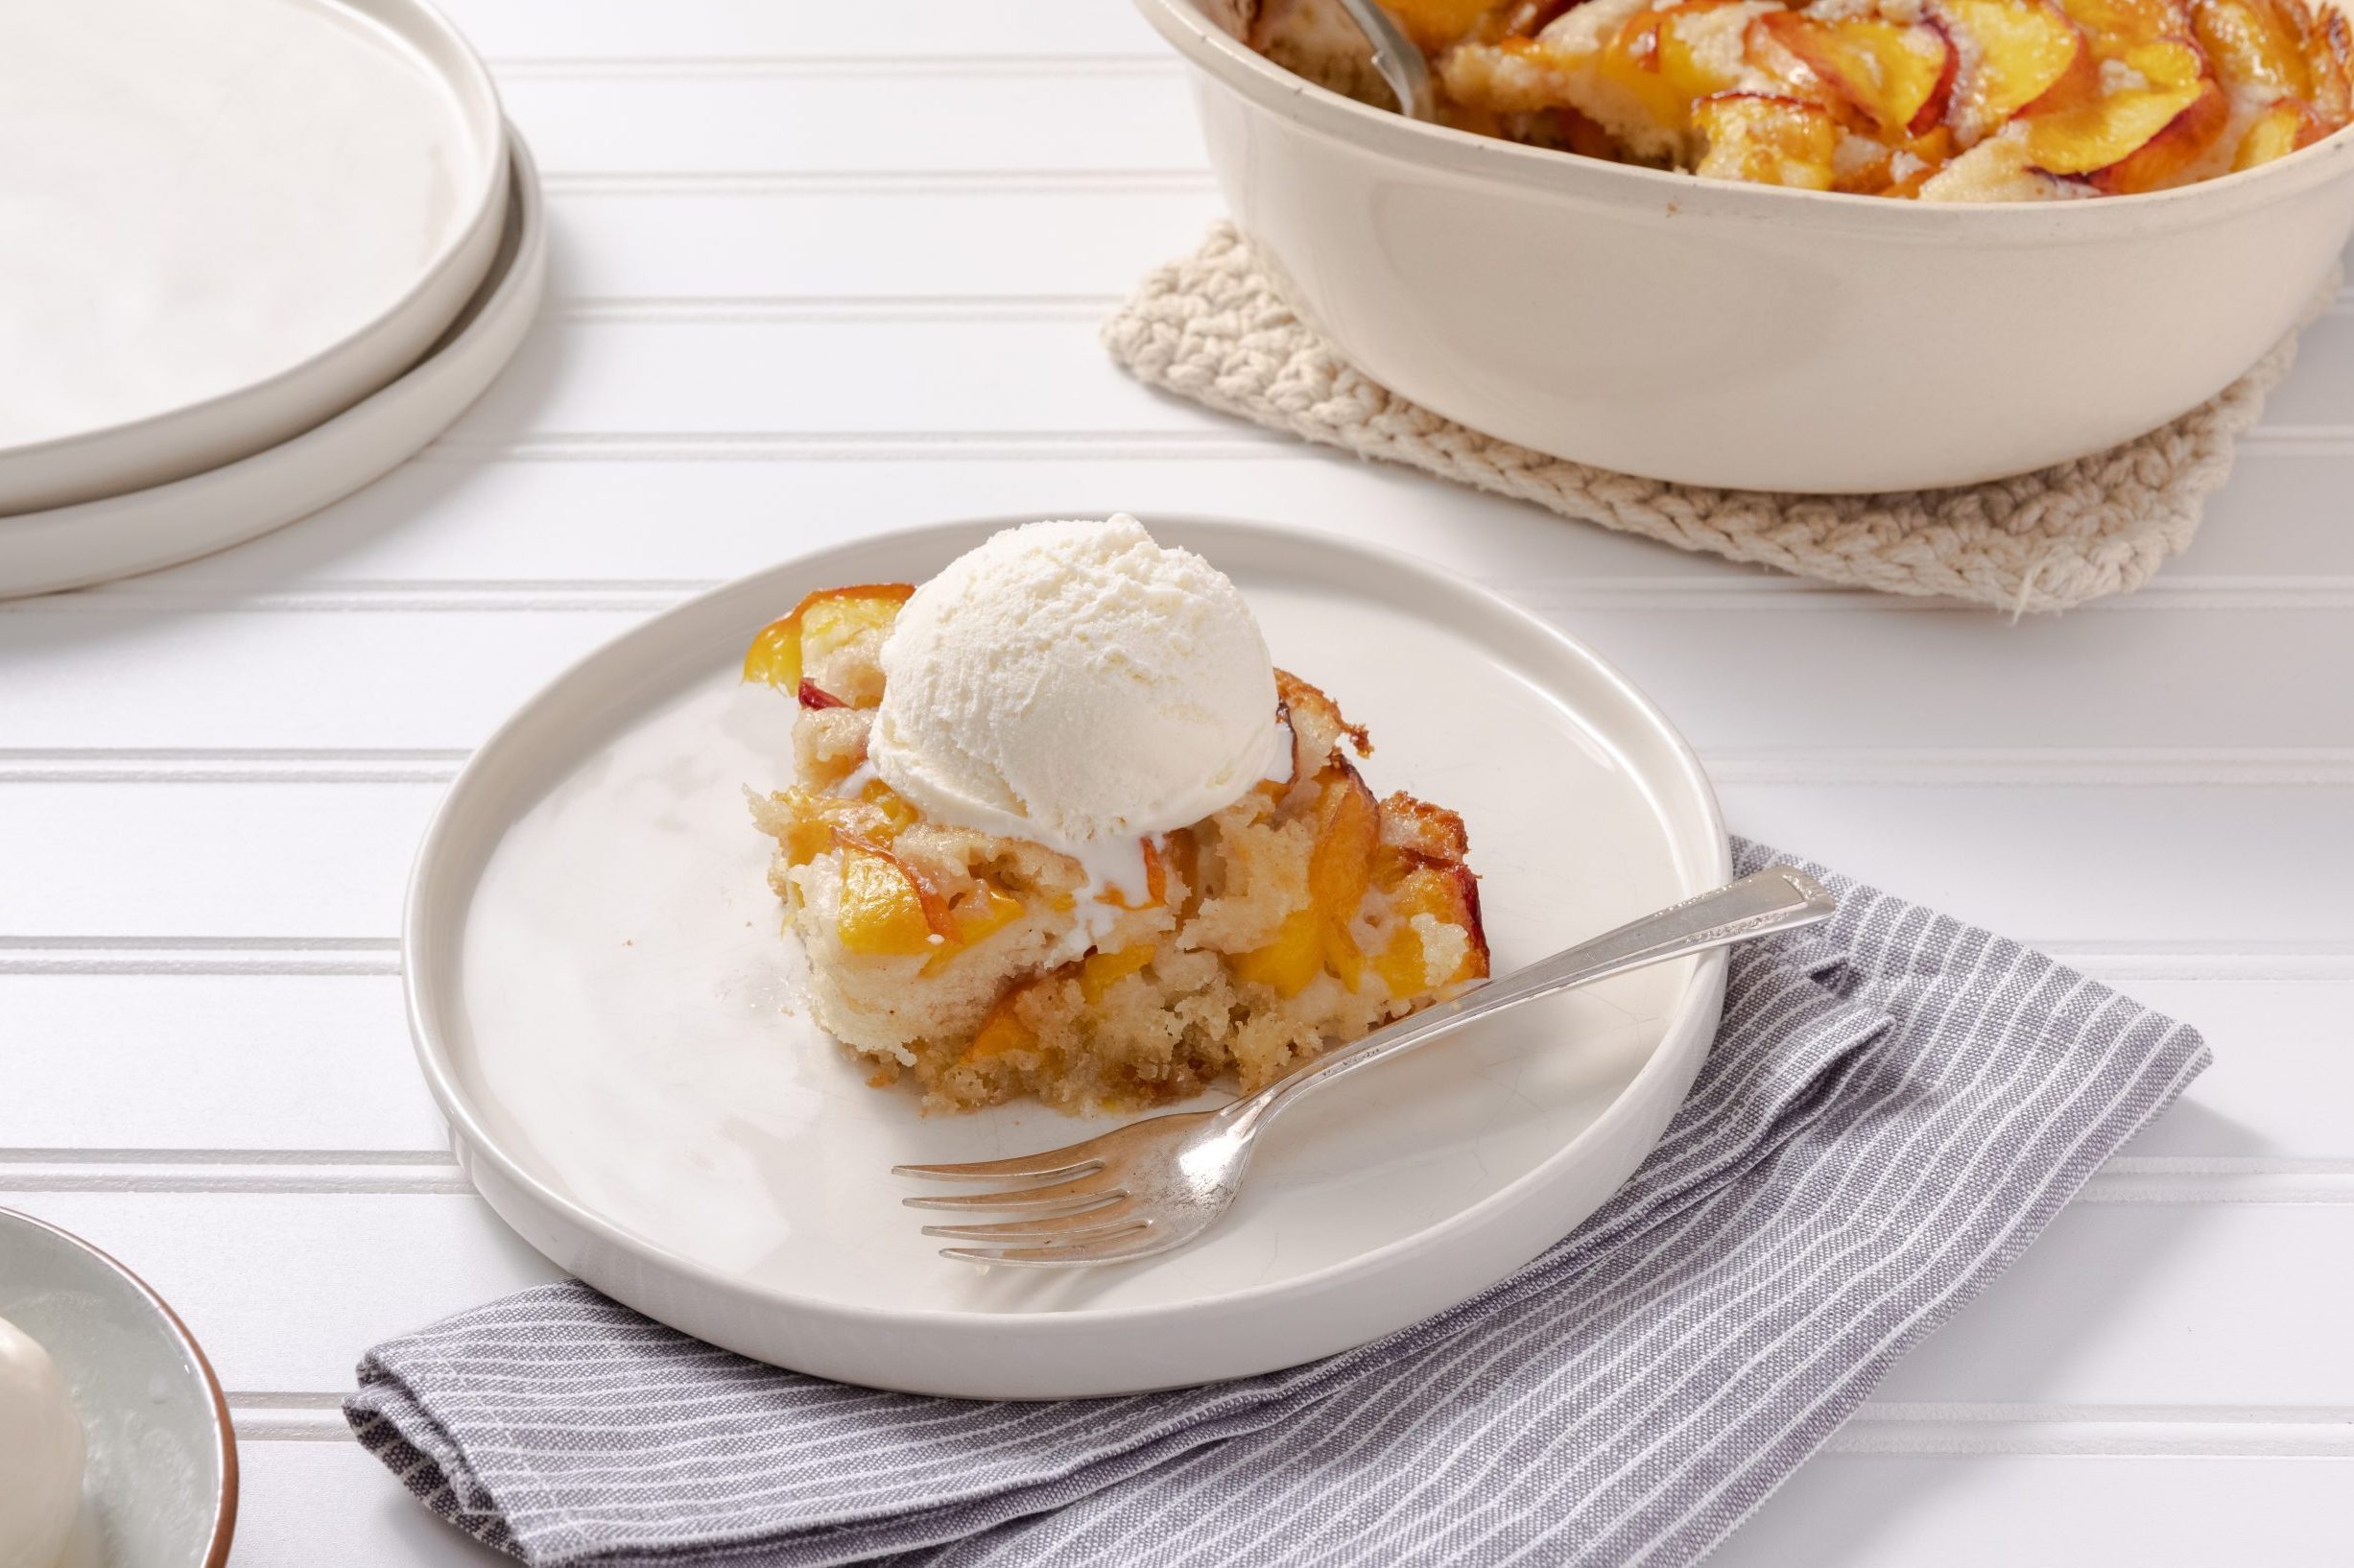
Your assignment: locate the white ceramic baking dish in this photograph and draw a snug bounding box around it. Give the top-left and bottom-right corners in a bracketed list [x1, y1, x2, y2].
[1134, 0, 2354, 492]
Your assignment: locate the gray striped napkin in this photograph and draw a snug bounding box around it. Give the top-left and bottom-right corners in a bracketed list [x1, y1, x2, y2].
[349, 840, 2207, 1567]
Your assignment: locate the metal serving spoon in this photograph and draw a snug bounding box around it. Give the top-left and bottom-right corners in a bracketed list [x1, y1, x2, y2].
[896, 864, 1838, 1268]
[1337, 0, 1437, 119]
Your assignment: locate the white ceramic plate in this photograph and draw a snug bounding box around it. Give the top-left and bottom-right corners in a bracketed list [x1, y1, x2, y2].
[0, 0, 507, 513]
[0, 130, 545, 602]
[408, 519, 1730, 1398]
[0, 1208, 236, 1568]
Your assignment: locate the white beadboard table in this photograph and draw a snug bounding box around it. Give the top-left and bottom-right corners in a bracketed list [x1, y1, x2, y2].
[6, 3, 2351, 1562]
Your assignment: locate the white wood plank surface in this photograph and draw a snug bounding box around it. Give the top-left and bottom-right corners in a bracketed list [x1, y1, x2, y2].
[7, 599, 2354, 752]
[1710, 1453, 2354, 1567]
[45, 445, 2354, 588]
[353, 312, 2354, 448]
[0, 977, 440, 1153]
[502, 71, 1203, 180]
[226, 1437, 2354, 1568]
[0, 1189, 2343, 1407]
[543, 187, 1224, 300]
[438, 0, 1164, 61]
[5, 1194, 563, 1394]
[8, 7, 2350, 1562]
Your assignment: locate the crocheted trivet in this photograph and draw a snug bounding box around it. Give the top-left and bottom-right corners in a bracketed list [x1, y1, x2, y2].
[1106, 223, 2331, 613]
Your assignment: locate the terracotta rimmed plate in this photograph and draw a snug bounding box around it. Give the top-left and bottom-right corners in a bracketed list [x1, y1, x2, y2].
[405, 518, 1729, 1398]
[0, 0, 508, 513]
[0, 1207, 236, 1568]
[0, 130, 545, 601]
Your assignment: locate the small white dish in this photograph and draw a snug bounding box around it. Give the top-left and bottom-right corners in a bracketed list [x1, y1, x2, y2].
[407, 517, 1730, 1398]
[0, 1207, 236, 1568]
[0, 0, 507, 513]
[1136, 0, 2354, 492]
[0, 130, 545, 602]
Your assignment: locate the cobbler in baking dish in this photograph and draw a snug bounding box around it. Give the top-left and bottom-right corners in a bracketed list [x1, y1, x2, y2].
[1245, 0, 2352, 197]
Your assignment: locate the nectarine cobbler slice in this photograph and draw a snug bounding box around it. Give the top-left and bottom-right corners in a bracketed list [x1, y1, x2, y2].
[1246, 0, 2352, 197]
[744, 583, 1490, 1114]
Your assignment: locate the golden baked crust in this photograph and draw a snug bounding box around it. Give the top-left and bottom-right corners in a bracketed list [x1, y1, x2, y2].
[744, 586, 1491, 1114]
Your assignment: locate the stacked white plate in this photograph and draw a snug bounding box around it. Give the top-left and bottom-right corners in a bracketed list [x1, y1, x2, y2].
[0, 0, 547, 598]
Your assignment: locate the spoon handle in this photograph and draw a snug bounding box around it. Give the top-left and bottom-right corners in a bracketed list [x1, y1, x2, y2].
[1336, 0, 1438, 120]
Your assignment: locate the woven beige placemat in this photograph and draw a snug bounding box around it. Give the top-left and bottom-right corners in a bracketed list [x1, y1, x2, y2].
[1106, 223, 2332, 613]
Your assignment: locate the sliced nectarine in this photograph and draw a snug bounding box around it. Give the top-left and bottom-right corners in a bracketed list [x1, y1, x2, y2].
[1549, 103, 1629, 161]
[767, 793, 839, 868]
[2234, 96, 2314, 165]
[1370, 861, 1490, 994]
[2038, 0, 2203, 111]
[1693, 92, 1843, 187]
[1935, 0, 2089, 129]
[1307, 766, 1381, 983]
[1882, 126, 1963, 192]
[836, 844, 939, 958]
[1751, 12, 1958, 136]
[741, 583, 915, 702]
[2054, 0, 2199, 50]
[1601, 0, 1757, 131]
[2192, 0, 2312, 90]
[1231, 907, 1324, 998]
[2311, 7, 2354, 124]
[2086, 77, 2229, 190]
[1079, 942, 1155, 1003]
[921, 883, 1028, 975]
[2022, 76, 2207, 172]
[963, 991, 1036, 1061]
[952, 884, 1025, 947]
[1382, 0, 1507, 51]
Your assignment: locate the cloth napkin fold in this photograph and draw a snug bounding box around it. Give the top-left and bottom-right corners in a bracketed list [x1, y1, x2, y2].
[349, 840, 2207, 1568]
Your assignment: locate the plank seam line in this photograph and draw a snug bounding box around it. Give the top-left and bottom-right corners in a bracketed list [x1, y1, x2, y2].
[0, 938, 403, 978]
[7, 1161, 2344, 1200]
[2073, 1176, 2354, 1204]
[1853, 1403, 2354, 1422]
[4, 940, 2343, 981]
[16, 577, 2354, 615]
[2235, 427, 2354, 453]
[541, 170, 1221, 197]
[392, 430, 2354, 465]
[7, 1143, 2345, 1169]
[0, 1168, 475, 1195]
[9, 938, 2345, 957]
[487, 54, 1177, 80]
[218, 1398, 2354, 1451]
[554, 294, 1120, 324]
[0, 1149, 455, 1167]
[0, 936, 400, 952]
[416, 430, 1295, 460]
[6, 748, 2354, 787]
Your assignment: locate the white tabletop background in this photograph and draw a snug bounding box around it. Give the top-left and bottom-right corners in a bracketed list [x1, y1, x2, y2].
[4, 1, 2349, 1561]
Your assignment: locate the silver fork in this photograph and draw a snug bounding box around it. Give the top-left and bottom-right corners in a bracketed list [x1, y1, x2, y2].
[897, 864, 1838, 1269]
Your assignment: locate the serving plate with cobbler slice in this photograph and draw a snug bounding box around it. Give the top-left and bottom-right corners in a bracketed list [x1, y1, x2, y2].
[404, 516, 1728, 1398]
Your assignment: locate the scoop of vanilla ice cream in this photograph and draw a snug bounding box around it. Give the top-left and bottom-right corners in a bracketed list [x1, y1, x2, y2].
[869, 515, 1278, 848]
[0, 1314, 84, 1568]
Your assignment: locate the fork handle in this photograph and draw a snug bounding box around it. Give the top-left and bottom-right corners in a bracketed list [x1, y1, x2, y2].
[1224, 865, 1838, 1135]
